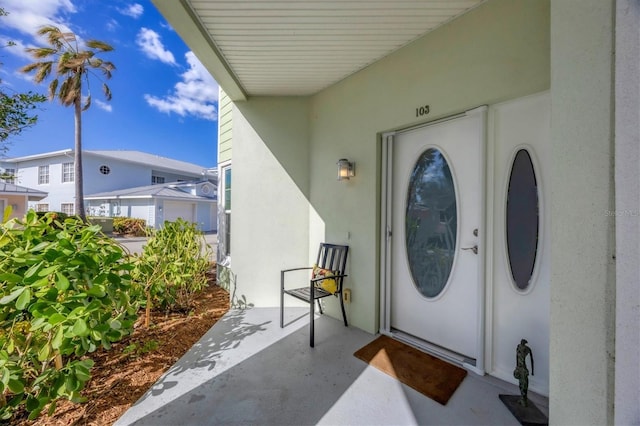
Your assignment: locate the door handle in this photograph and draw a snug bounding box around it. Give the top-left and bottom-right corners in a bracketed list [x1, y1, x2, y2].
[462, 245, 478, 255]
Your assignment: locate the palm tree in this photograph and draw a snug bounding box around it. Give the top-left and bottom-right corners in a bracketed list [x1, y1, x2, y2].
[20, 26, 115, 221]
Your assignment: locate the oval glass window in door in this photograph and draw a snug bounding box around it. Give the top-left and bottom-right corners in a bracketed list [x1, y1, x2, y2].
[506, 149, 539, 290]
[405, 148, 457, 298]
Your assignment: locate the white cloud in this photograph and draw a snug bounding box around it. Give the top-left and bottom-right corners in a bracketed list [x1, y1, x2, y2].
[136, 28, 176, 65]
[0, 0, 76, 38]
[106, 18, 119, 32]
[95, 99, 113, 112]
[118, 3, 143, 19]
[144, 52, 218, 121]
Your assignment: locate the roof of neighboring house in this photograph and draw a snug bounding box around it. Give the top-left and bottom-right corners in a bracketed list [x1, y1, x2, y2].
[0, 182, 48, 200]
[2, 149, 216, 181]
[85, 181, 217, 202]
[87, 150, 213, 178]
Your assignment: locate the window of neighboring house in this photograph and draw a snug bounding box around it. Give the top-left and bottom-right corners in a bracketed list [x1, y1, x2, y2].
[61, 203, 74, 215]
[38, 165, 49, 184]
[2, 168, 15, 184]
[62, 162, 74, 183]
[152, 175, 165, 185]
[36, 203, 49, 212]
[223, 166, 231, 256]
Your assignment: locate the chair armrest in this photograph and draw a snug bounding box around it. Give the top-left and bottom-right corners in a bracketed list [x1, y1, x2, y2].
[281, 266, 313, 274]
[281, 267, 313, 291]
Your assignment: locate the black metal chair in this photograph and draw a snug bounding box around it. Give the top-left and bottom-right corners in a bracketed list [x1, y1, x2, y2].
[280, 243, 349, 347]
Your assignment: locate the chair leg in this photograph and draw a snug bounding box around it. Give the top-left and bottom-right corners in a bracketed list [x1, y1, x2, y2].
[317, 299, 323, 315]
[310, 294, 315, 347]
[339, 292, 348, 327]
[280, 291, 284, 329]
[280, 271, 284, 328]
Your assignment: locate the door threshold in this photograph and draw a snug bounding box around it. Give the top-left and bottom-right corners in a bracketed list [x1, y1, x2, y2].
[385, 329, 482, 374]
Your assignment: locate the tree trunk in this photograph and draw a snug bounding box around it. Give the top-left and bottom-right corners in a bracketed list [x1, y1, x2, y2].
[74, 97, 86, 222]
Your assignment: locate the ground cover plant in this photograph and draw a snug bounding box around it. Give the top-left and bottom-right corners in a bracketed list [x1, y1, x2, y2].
[0, 212, 222, 423]
[133, 218, 213, 326]
[0, 212, 137, 420]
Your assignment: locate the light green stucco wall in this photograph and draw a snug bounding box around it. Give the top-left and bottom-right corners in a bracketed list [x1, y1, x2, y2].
[549, 1, 615, 424]
[231, 97, 313, 305]
[307, 0, 549, 333]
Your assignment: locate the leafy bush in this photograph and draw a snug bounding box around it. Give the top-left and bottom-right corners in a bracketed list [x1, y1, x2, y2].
[0, 211, 138, 420]
[133, 219, 212, 323]
[35, 211, 69, 221]
[113, 217, 146, 236]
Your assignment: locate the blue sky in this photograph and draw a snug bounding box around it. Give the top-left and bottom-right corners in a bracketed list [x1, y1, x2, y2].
[0, 0, 219, 168]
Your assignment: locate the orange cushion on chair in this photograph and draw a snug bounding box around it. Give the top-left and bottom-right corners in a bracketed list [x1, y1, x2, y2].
[312, 264, 338, 294]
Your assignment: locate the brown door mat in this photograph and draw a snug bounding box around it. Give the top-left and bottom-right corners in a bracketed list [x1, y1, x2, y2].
[354, 334, 467, 405]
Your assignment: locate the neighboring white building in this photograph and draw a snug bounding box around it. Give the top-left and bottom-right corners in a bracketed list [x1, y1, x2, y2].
[0, 149, 217, 230]
[85, 180, 217, 231]
[154, 0, 639, 424]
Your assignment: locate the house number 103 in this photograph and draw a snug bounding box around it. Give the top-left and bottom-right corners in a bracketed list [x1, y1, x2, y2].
[415, 105, 430, 117]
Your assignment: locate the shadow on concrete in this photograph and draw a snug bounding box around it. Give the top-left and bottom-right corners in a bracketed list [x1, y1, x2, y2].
[116, 308, 369, 425]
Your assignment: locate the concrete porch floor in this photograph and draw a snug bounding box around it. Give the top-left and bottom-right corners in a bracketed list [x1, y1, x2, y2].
[115, 307, 549, 425]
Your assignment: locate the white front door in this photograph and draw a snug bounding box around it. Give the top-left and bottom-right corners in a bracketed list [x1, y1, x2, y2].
[389, 109, 485, 364]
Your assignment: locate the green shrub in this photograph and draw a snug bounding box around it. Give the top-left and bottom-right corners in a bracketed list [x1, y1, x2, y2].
[133, 219, 212, 322]
[34, 211, 69, 221]
[113, 217, 146, 236]
[0, 211, 138, 420]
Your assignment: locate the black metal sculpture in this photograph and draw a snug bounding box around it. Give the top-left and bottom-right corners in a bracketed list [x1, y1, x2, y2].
[499, 339, 548, 425]
[514, 339, 534, 406]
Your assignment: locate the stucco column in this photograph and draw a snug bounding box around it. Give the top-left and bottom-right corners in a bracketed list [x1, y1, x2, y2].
[614, 0, 640, 424]
[549, 0, 615, 424]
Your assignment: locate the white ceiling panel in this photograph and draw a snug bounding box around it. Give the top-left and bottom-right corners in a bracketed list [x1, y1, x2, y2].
[157, 0, 485, 97]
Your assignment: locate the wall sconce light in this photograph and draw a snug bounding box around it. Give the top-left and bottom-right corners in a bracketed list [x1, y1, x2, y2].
[337, 158, 355, 181]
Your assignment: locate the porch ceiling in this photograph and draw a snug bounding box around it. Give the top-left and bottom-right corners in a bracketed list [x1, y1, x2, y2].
[152, 0, 484, 101]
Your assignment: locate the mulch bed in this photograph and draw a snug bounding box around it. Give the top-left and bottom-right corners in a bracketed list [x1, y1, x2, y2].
[14, 272, 230, 426]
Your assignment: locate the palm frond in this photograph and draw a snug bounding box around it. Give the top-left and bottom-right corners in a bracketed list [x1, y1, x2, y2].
[60, 32, 77, 44]
[82, 94, 91, 111]
[102, 83, 112, 101]
[34, 62, 53, 83]
[88, 58, 103, 68]
[60, 78, 80, 107]
[48, 79, 59, 100]
[58, 79, 71, 105]
[25, 47, 58, 59]
[86, 40, 114, 52]
[101, 61, 116, 79]
[19, 63, 41, 74]
[37, 26, 64, 49]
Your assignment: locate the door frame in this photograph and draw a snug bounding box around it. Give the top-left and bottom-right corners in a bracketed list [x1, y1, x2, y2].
[379, 107, 488, 375]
